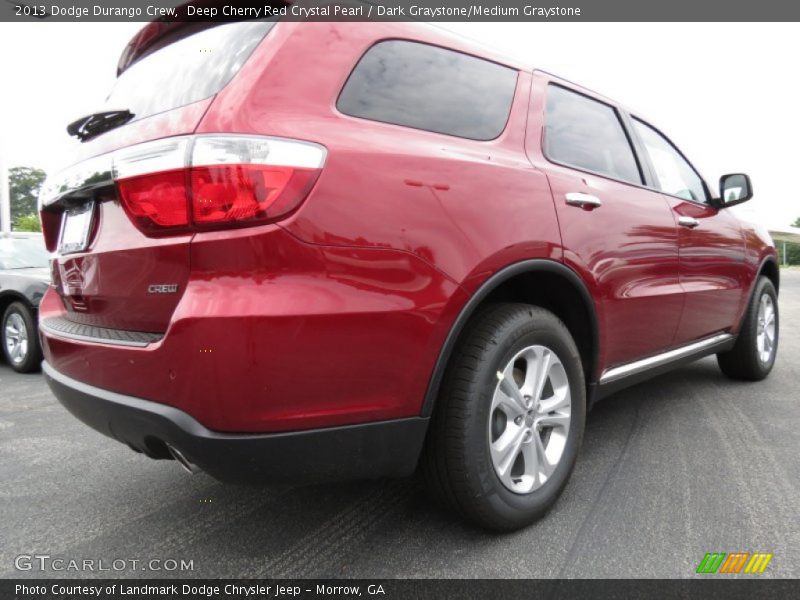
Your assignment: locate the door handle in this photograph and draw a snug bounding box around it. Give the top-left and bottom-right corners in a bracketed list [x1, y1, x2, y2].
[565, 192, 602, 210]
[677, 216, 699, 229]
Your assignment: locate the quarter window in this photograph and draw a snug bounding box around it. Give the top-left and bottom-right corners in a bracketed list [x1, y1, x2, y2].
[337, 40, 518, 141]
[632, 119, 707, 203]
[544, 85, 642, 185]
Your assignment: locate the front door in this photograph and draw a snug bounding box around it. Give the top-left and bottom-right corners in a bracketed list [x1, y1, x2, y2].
[629, 118, 747, 344]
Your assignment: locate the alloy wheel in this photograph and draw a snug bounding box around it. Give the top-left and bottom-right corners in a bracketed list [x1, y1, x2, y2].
[4, 312, 29, 366]
[756, 293, 776, 364]
[489, 344, 572, 494]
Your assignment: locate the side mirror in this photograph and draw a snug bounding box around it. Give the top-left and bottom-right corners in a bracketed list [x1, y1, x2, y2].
[718, 173, 753, 207]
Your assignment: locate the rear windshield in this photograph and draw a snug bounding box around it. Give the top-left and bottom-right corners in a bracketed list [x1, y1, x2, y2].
[106, 21, 275, 122]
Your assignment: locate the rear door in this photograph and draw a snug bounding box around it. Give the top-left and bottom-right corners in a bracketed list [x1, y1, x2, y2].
[629, 118, 747, 344]
[528, 79, 684, 371]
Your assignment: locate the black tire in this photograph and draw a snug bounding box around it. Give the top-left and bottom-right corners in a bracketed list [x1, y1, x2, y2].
[422, 303, 586, 531]
[2, 301, 42, 373]
[717, 276, 778, 381]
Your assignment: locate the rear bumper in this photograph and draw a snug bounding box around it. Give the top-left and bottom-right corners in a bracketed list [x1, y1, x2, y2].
[37, 223, 464, 433]
[43, 362, 429, 484]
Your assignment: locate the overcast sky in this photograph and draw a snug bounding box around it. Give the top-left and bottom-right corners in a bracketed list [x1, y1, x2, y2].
[0, 22, 797, 229]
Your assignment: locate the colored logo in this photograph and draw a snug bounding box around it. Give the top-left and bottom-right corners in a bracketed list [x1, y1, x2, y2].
[696, 552, 773, 574]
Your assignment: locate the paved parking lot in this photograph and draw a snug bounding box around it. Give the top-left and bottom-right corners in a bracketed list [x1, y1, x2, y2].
[2, 270, 799, 579]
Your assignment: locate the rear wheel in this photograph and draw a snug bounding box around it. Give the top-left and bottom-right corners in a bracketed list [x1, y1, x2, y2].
[422, 303, 586, 531]
[2, 301, 42, 373]
[717, 276, 778, 381]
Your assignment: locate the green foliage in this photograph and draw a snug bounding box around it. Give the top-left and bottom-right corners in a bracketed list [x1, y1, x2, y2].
[792, 217, 800, 228]
[14, 214, 41, 232]
[9, 166, 46, 225]
[777, 241, 800, 266]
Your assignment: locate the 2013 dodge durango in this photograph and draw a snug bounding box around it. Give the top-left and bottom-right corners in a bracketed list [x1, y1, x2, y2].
[38, 16, 779, 530]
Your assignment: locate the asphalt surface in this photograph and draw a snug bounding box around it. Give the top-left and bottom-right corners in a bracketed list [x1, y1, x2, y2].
[2, 271, 799, 579]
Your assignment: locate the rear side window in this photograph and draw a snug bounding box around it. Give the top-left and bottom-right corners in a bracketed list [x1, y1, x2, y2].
[106, 21, 275, 122]
[337, 40, 518, 141]
[544, 85, 641, 185]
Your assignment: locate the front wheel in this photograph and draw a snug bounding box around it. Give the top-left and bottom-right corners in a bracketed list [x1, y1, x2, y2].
[717, 276, 778, 381]
[2, 301, 43, 373]
[422, 303, 586, 531]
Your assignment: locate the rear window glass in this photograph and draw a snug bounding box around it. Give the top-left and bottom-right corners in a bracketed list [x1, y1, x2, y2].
[337, 40, 518, 141]
[106, 21, 275, 122]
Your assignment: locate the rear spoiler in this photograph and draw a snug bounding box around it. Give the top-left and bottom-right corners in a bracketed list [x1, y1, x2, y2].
[117, 1, 291, 75]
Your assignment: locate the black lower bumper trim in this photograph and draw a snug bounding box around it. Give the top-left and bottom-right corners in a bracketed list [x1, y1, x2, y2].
[40, 316, 163, 347]
[43, 362, 429, 484]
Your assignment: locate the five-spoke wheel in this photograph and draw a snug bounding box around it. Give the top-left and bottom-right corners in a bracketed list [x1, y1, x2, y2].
[422, 303, 585, 531]
[718, 276, 779, 381]
[756, 293, 776, 365]
[2, 301, 42, 373]
[490, 345, 571, 494]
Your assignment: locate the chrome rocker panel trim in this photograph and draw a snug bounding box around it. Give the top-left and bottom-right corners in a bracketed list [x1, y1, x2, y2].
[596, 333, 735, 400]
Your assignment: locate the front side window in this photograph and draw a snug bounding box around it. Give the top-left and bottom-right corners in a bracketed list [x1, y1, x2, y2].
[544, 85, 641, 185]
[337, 40, 518, 141]
[632, 119, 707, 203]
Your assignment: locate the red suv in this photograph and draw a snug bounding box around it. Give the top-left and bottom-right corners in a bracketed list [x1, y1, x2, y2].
[39, 19, 779, 531]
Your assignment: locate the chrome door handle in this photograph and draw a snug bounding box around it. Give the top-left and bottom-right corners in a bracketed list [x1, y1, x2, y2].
[565, 192, 602, 210]
[677, 216, 699, 228]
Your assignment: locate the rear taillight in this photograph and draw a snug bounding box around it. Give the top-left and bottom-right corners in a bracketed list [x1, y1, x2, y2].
[117, 170, 189, 232]
[113, 135, 325, 234]
[190, 165, 319, 226]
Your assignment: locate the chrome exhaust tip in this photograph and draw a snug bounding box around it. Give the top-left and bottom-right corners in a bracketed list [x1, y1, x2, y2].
[166, 443, 197, 474]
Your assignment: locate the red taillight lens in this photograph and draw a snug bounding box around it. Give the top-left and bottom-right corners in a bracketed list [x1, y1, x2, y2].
[190, 165, 320, 226]
[117, 170, 190, 232]
[110, 135, 326, 235]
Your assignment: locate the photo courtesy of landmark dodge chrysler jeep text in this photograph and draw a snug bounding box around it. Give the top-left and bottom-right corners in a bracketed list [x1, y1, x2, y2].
[38, 14, 779, 531]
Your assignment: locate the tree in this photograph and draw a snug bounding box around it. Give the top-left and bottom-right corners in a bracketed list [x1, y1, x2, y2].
[793, 217, 800, 228]
[778, 241, 800, 266]
[14, 214, 41, 232]
[8, 166, 46, 225]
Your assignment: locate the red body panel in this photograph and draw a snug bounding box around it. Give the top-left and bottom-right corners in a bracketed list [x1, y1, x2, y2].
[54, 202, 192, 332]
[40, 22, 776, 435]
[197, 23, 562, 284]
[41, 225, 464, 432]
[666, 199, 748, 343]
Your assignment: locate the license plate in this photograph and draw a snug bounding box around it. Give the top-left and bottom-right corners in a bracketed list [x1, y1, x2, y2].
[59, 202, 95, 254]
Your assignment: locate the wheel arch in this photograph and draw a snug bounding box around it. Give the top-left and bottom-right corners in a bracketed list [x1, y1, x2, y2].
[731, 255, 780, 336]
[758, 255, 780, 294]
[420, 259, 599, 417]
[0, 291, 36, 319]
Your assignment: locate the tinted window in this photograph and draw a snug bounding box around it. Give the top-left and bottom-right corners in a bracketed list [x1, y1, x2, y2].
[337, 41, 518, 140]
[632, 119, 707, 203]
[106, 21, 275, 122]
[544, 85, 641, 184]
